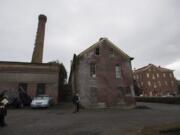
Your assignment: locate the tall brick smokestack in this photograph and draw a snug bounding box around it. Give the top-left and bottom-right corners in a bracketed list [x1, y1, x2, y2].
[31, 14, 47, 63]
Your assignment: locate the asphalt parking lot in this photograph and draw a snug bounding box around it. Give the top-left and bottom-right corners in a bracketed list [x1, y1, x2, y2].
[1, 102, 180, 135]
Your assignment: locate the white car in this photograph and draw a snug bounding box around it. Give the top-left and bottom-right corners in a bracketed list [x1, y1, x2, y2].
[31, 95, 53, 108]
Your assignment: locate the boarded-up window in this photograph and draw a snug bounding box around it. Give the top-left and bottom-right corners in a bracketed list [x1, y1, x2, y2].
[115, 64, 121, 79]
[95, 47, 99, 55]
[90, 63, 96, 78]
[117, 87, 125, 97]
[36, 83, 46, 96]
[90, 87, 98, 103]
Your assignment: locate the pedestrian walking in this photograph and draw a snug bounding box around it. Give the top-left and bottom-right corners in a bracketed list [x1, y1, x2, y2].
[0, 92, 8, 127]
[72, 93, 80, 113]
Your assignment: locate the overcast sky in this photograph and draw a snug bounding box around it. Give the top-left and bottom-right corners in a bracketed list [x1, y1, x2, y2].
[0, 0, 180, 79]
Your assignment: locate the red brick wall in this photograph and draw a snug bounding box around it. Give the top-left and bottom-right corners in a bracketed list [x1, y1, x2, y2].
[0, 63, 60, 104]
[77, 40, 135, 107]
[134, 66, 178, 96]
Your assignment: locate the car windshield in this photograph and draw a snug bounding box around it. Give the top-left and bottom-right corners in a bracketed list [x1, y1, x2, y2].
[34, 96, 49, 100]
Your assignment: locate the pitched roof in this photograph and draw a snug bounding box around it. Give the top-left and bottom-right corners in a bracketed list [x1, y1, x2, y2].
[134, 64, 173, 73]
[78, 38, 133, 60]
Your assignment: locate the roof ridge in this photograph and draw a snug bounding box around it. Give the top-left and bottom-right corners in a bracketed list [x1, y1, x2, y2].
[78, 38, 132, 60]
[134, 64, 173, 72]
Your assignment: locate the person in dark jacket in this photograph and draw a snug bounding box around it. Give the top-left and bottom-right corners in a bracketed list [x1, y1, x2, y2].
[0, 92, 8, 127]
[72, 93, 80, 113]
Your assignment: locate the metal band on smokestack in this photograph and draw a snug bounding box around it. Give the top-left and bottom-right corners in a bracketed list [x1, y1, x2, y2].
[31, 14, 47, 63]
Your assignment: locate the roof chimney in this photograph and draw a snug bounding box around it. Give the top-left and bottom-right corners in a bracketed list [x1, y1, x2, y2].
[31, 14, 47, 63]
[99, 37, 108, 41]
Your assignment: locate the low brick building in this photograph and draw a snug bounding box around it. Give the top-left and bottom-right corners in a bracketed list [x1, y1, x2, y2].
[69, 38, 135, 108]
[0, 61, 60, 103]
[133, 64, 178, 96]
[0, 14, 63, 103]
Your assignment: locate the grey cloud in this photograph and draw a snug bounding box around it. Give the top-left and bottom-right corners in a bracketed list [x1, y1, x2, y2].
[0, 0, 180, 78]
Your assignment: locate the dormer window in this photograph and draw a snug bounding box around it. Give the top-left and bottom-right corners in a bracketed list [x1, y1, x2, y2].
[95, 47, 99, 55]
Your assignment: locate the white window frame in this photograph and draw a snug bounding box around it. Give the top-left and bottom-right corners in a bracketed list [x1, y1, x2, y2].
[115, 64, 121, 79]
[90, 63, 96, 78]
[148, 81, 151, 86]
[147, 73, 149, 78]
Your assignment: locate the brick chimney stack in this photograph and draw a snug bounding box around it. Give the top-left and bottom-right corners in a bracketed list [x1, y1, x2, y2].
[31, 14, 47, 63]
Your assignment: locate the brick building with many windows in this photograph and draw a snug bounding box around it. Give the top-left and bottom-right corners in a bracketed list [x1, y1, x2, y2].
[133, 64, 178, 96]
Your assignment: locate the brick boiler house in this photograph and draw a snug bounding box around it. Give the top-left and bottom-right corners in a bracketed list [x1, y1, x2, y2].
[133, 64, 178, 96]
[0, 62, 60, 103]
[69, 38, 135, 108]
[0, 14, 61, 103]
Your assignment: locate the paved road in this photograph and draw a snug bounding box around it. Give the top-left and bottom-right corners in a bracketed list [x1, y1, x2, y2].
[0, 102, 180, 135]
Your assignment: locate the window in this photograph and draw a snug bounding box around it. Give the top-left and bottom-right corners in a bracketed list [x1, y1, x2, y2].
[36, 83, 46, 96]
[115, 64, 121, 79]
[163, 73, 166, 78]
[152, 74, 155, 80]
[169, 73, 172, 78]
[90, 63, 96, 78]
[171, 81, 174, 86]
[147, 73, 149, 78]
[157, 73, 159, 78]
[95, 47, 99, 55]
[18, 83, 28, 93]
[158, 81, 161, 86]
[148, 81, 151, 86]
[141, 82, 144, 86]
[149, 91, 153, 96]
[154, 83, 157, 88]
[165, 81, 168, 86]
[109, 48, 114, 56]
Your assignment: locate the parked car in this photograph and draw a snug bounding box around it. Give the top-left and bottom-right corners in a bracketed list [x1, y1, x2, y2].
[31, 95, 53, 108]
[2, 90, 32, 108]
